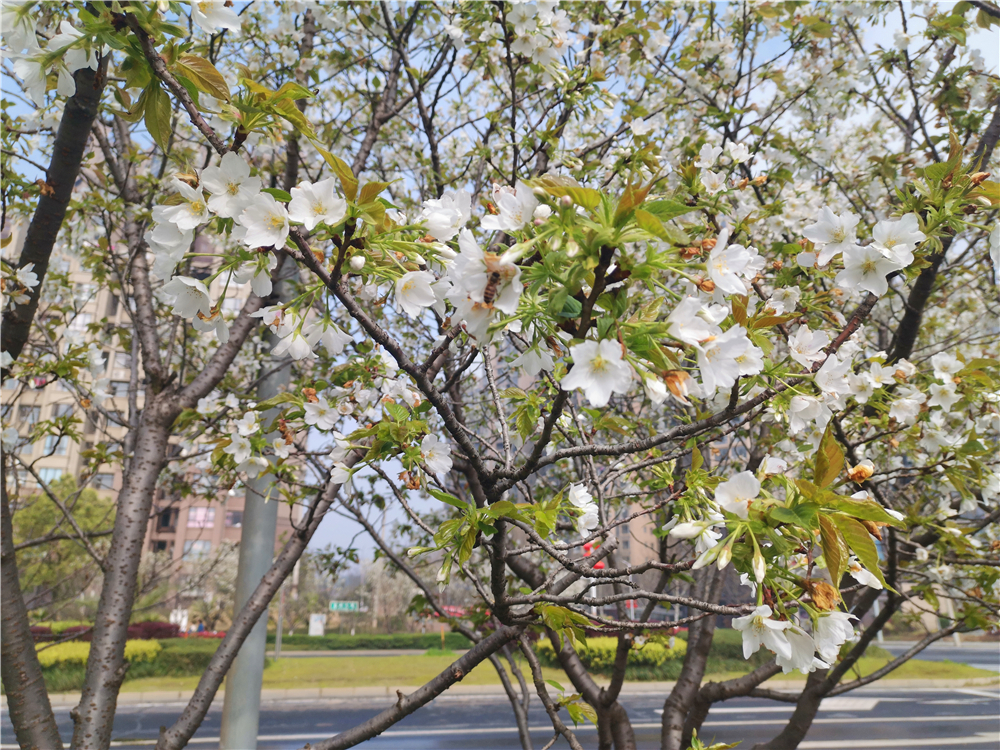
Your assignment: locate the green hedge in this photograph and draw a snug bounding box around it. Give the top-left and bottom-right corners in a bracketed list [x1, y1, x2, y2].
[23, 638, 235, 694]
[265, 632, 472, 650]
[535, 635, 689, 680]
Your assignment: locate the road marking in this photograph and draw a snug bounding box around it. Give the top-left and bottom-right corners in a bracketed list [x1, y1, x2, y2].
[6, 711, 994, 748]
[799, 733, 1000, 748]
[655, 698, 878, 715]
[958, 688, 1000, 699]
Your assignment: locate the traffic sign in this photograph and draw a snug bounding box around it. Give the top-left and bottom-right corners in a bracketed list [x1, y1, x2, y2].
[329, 600, 360, 612]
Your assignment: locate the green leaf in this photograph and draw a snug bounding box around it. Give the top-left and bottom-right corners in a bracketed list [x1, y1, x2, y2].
[559, 295, 583, 318]
[643, 199, 695, 222]
[614, 182, 650, 225]
[634, 208, 688, 245]
[317, 147, 359, 202]
[813, 424, 843, 489]
[428, 487, 467, 510]
[498, 387, 527, 399]
[770, 502, 819, 530]
[359, 181, 390, 204]
[833, 515, 891, 591]
[819, 514, 847, 590]
[254, 392, 299, 411]
[457, 526, 477, 564]
[822, 496, 903, 527]
[176, 55, 230, 102]
[262, 187, 292, 203]
[143, 83, 172, 152]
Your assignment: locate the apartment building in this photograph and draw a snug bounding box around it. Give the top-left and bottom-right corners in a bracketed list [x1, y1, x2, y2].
[3, 237, 295, 574]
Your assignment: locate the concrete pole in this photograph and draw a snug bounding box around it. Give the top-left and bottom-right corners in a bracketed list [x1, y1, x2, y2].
[219, 257, 296, 749]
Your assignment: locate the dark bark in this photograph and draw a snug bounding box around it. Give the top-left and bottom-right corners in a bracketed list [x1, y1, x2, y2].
[1, 480, 64, 750]
[1, 60, 108, 376]
[70, 409, 174, 750]
[156, 451, 361, 750]
[888, 97, 1000, 364]
[681, 661, 782, 747]
[506, 553, 636, 750]
[661, 569, 723, 750]
[750, 670, 828, 750]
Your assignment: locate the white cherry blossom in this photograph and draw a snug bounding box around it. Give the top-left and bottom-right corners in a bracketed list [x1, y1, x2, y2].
[802, 208, 860, 266]
[237, 194, 290, 249]
[715, 471, 760, 519]
[288, 178, 347, 231]
[871, 213, 926, 266]
[191, 0, 242, 33]
[561, 339, 633, 407]
[419, 189, 471, 241]
[481, 181, 539, 233]
[836, 244, 902, 296]
[420, 434, 453, 475]
[733, 605, 793, 661]
[200, 153, 261, 218]
[161, 276, 212, 319]
[395, 271, 437, 318]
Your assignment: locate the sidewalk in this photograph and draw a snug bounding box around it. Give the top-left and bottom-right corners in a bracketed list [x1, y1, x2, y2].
[10, 675, 997, 709]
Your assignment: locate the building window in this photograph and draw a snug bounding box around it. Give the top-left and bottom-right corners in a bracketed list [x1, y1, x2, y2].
[110, 381, 130, 397]
[157, 508, 178, 531]
[153, 539, 172, 554]
[38, 468, 64, 483]
[225, 510, 243, 528]
[18, 405, 40, 427]
[52, 404, 75, 418]
[93, 473, 114, 490]
[115, 353, 132, 371]
[183, 540, 211, 559]
[68, 313, 93, 332]
[44, 436, 68, 456]
[187, 507, 215, 528]
[106, 294, 120, 317]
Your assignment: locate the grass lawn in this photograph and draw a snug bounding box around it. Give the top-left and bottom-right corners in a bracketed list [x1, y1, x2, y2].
[118, 652, 997, 693]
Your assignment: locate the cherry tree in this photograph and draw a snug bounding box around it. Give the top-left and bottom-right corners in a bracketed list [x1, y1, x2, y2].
[2, 3, 998, 750]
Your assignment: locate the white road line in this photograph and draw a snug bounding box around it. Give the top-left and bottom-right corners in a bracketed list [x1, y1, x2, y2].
[5, 712, 995, 748]
[655, 698, 879, 714]
[799, 732, 1000, 748]
[958, 688, 1000, 699]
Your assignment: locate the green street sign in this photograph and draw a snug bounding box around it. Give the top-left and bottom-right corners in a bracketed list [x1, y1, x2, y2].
[329, 600, 360, 612]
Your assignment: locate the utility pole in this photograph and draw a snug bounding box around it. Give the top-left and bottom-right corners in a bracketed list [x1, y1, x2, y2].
[219, 257, 296, 750]
[219, 13, 314, 749]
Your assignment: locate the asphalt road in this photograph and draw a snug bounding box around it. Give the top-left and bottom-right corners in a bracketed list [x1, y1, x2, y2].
[4, 687, 999, 749]
[879, 640, 1000, 673]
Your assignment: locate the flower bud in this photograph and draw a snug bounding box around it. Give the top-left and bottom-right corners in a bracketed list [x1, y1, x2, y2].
[846, 459, 874, 483]
[694, 276, 716, 293]
[752, 550, 766, 583]
[349, 255, 366, 271]
[560, 195, 574, 208]
[716, 544, 732, 570]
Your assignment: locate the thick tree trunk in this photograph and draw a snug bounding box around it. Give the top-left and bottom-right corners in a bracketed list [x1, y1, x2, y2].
[1, 61, 108, 373]
[0, 481, 64, 750]
[751, 670, 828, 750]
[661, 569, 722, 750]
[69, 406, 173, 750]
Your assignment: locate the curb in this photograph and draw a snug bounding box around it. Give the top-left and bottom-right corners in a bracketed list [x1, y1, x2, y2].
[7, 676, 997, 708]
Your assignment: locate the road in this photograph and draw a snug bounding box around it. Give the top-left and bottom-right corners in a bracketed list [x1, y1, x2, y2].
[880, 640, 1000, 673]
[4, 686, 999, 749]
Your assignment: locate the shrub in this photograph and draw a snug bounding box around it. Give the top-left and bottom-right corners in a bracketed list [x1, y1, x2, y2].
[536, 636, 687, 673]
[32, 620, 90, 635]
[35, 639, 162, 669]
[265, 632, 472, 650]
